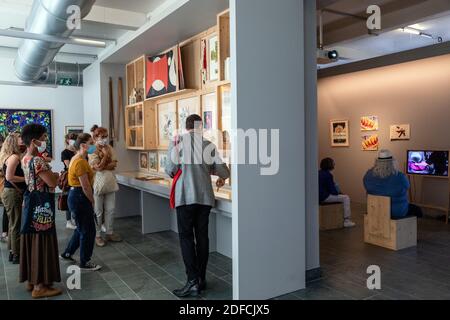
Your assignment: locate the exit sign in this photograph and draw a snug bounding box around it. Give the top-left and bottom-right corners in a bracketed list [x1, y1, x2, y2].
[59, 78, 73, 86]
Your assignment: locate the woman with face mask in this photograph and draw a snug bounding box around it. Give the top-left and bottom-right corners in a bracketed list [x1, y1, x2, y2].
[60, 133, 102, 271]
[20, 124, 62, 299]
[88, 125, 120, 247]
[61, 133, 78, 230]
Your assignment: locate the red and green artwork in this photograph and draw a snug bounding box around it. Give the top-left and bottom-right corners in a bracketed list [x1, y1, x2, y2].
[0, 109, 53, 155]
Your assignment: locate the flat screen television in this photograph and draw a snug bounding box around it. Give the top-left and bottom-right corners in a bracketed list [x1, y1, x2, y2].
[407, 150, 449, 177]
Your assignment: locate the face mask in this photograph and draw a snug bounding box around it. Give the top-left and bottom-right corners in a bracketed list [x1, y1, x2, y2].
[69, 140, 76, 147]
[98, 138, 108, 146]
[35, 140, 47, 153]
[87, 144, 97, 155]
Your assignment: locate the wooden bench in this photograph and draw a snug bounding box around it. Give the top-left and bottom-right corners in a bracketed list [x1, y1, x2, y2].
[364, 195, 417, 251]
[319, 202, 344, 231]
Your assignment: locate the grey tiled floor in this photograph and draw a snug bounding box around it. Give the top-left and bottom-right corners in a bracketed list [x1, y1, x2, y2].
[0, 211, 232, 300]
[276, 204, 450, 300]
[2, 203, 449, 300]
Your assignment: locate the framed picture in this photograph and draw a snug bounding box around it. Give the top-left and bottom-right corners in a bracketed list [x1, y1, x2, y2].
[177, 96, 201, 132]
[139, 152, 149, 171]
[157, 101, 176, 148]
[148, 151, 158, 172]
[330, 120, 349, 147]
[202, 92, 219, 145]
[362, 134, 379, 151]
[390, 124, 410, 141]
[65, 125, 84, 136]
[208, 35, 219, 82]
[0, 109, 53, 156]
[158, 151, 169, 174]
[146, 48, 177, 99]
[219, 84, 231, 151]
[361, 116, 379, 131]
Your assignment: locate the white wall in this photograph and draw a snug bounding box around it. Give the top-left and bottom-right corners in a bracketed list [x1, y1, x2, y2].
[0, 56, 84, 173]
[231, 0, 307, 299]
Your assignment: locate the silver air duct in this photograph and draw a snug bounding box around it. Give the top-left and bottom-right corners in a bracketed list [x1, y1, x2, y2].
[14, 0, 96, 86]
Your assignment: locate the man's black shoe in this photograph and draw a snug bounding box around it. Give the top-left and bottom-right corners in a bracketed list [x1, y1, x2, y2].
[199, 278, 207, 291]
[8, 251, 13, 262]
[173, 279, 200, 298]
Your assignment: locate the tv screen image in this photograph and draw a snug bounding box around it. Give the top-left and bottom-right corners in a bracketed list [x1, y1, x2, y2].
[407, 150, 449, 177]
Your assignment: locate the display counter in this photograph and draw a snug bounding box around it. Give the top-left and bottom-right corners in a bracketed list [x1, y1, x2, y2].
[115, 172, 232, 258]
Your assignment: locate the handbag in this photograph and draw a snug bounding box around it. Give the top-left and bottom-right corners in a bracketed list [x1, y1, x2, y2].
[21, 157, 56, 234]
[93, 170, 119, 196]
[57, 193, 68, 211]
[169, 135, 182, 209]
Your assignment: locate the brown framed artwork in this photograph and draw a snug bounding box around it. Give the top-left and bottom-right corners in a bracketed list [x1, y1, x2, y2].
[139, 152, 149, 171]
[148, 151, 158, 172]
[330, 120, 349, 147]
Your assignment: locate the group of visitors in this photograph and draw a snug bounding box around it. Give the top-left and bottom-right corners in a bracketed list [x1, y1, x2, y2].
[0, 124, 121, 299]
[319, 149, 423, 223]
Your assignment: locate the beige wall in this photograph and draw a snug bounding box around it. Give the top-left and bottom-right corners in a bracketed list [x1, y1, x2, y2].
[318, 54, 450, 208]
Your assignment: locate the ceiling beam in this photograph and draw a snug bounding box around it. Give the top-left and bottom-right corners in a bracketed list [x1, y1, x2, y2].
[317, 0, 341, 10]
[84, 6, 147, 31]
[322, 0, 450, 46]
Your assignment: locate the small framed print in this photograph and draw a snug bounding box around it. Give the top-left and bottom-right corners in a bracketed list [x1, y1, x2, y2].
[330, 120, 349, 147]
[65, 125, 84, 136]
[361, 116, 379, 131]
[177, 96, 201, 132]
[208, 35, 219, 82]
[362, 134, 379, 151]
[139, 152, 149, 171]
[202, 92, 219, 145]
[148, 151, 158, 172]
[158, 151, 169, 174]
[158, 101, 176, 148]
[390, 124, 410, 141]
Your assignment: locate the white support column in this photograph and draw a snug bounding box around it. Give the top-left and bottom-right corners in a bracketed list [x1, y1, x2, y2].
[230, 0, 311, 300]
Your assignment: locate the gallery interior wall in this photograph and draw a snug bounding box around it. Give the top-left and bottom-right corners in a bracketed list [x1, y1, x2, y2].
[318, 54, 450, 209]
[0, 57, 84, 173]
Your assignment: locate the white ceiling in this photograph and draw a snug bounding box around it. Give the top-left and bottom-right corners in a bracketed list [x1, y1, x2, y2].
[95, 0, 167, 13]
[321, 9, 450, 69]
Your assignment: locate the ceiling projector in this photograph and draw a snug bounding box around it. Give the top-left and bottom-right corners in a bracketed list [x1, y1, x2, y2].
[317, 49, 339, 64]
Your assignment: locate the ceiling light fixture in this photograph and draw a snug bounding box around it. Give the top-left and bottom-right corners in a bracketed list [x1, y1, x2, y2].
[401, 26, 435, 40]
[71, 37, 107, 47]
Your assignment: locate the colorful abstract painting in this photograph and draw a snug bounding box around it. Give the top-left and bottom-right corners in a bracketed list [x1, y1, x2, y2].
[360, 116, 379, 131]
[0, 109, 53, 155]
[146, 49, 177, 99]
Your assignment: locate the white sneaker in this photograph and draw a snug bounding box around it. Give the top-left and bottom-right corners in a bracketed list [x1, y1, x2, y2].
[66, 221, 77, 230]
[344, 220, 356, 228]
[101, 224, 106, 233]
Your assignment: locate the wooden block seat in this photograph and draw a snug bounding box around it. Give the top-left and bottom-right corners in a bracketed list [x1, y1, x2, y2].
[364, 195, 417, 251]
[319, 202, 344, 231]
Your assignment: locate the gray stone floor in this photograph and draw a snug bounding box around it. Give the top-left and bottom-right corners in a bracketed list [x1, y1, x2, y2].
[0, 211, 232, 300]
[1, 203, 449, 300]
[277, 204, 450, 300]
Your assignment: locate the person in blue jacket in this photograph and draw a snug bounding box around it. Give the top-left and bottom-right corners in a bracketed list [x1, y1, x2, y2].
[363, 150, 422, 219]
[319, 158, 355, 228]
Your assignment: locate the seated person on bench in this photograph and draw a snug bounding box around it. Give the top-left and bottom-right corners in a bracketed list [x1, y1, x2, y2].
[319, 157, 355, 228]
[363, 150, 423, 219]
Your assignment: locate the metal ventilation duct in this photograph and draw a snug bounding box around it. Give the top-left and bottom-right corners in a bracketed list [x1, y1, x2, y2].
[14, 0, 96, 86]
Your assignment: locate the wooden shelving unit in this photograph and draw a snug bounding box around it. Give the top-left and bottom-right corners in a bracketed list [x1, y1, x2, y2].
[124, 9, 231, 153]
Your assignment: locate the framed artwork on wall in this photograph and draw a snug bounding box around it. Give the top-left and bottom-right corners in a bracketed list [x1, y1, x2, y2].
[158, 151, 169, 174]
[0, 109, 53, 156]
[330, 120, 349, 147]
[362, 134, 379, 151]
[139, 152, 149, 171]
[65, 125, 84, 136]
[390, 124, 410, 141]
[146, 48, 177, 99]
[219, 84, 231, 151]
[148, 151, 158, 172]
[202, 92, 219, 145]
[177, 96, 201, 132]
[208, 35, 219, 82]
[361, 116, 379, 131]
[157, 101, 176, 148]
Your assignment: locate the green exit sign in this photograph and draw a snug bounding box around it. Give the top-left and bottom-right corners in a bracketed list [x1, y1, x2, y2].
[59, 78, 73, 86]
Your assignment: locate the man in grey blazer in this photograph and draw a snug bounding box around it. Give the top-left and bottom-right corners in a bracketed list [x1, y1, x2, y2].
[165, 114, 230, 298]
